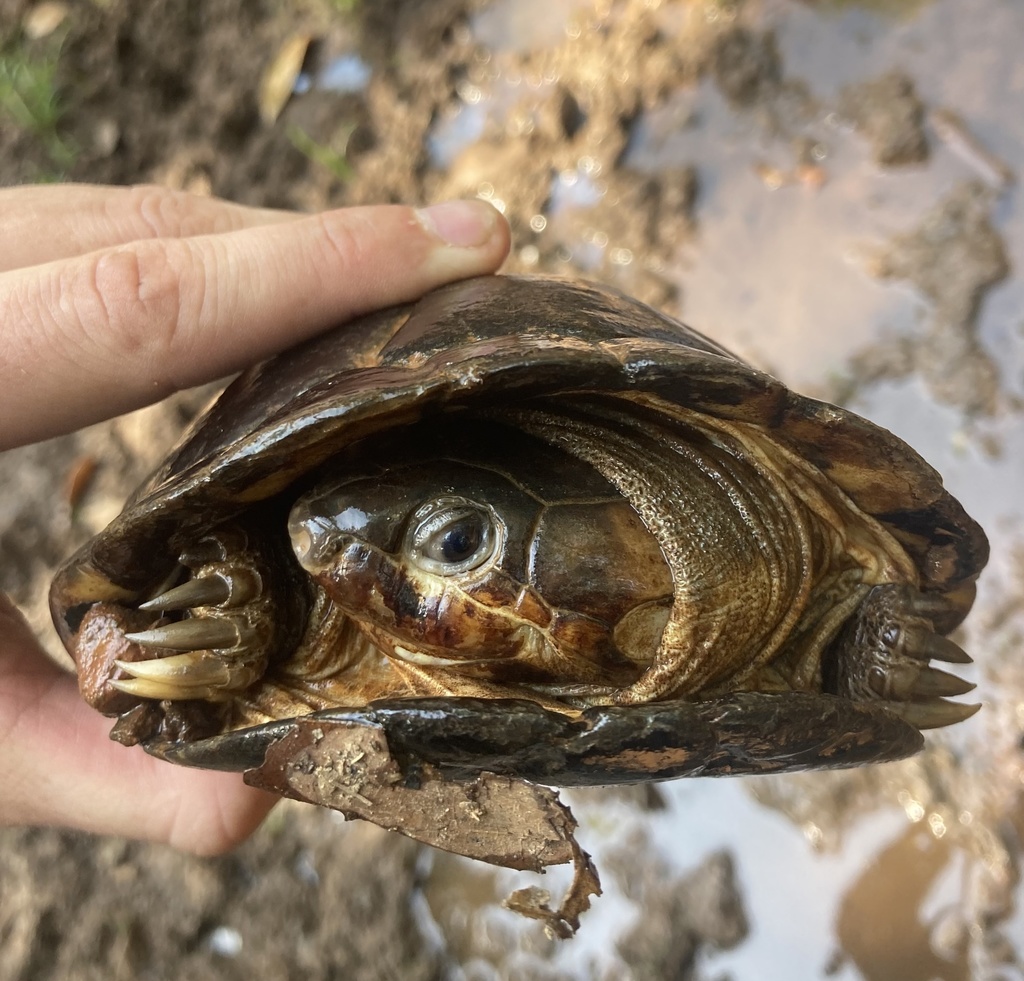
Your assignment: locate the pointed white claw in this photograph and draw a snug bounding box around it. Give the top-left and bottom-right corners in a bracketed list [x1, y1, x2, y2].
[114, 653, 231, 687]
[108, 676, 224, 701]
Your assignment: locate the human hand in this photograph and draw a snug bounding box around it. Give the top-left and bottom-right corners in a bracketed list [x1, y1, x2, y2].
[0, 183, 510, 853]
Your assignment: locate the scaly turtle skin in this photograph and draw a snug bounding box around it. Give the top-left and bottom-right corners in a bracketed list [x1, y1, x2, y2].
[50, 275, 988, 780]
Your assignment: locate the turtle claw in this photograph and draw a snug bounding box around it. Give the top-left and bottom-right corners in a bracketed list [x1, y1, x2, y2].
[140, 575, 232, 612]
[110, 676, 198, 700]
[912, 665, 976, 699]
[868, 662, 975, 700]
[902, 625, 972, 664]
[906, 590, 954, 620]
[119, 604, 263, 701]
[113, 651, 259, 700]
[882, 698, 981, 730]
[119, 604, 262, 701]
[110, 676, 232, 702]
[826, 583, 979, 730]
[110, 526, 303, 704]
[125, 618, 240, 651]
[115, 652, 231, 685]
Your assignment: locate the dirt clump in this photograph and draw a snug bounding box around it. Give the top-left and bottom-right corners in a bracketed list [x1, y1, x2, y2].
[850, 181, 1009, 415]
[839, 71, 929, 167]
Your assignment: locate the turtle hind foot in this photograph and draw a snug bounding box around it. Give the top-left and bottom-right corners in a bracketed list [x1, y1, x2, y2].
[823, 582, 980, 730]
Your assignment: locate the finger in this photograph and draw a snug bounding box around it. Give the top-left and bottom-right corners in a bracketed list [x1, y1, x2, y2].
[0, 200, 510, 449]
[0, 595, 275, 854]
[0, 183, 298, 272]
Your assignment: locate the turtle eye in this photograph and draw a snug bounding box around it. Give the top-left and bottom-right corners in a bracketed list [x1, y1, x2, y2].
[407, 498, 501, 576]
[432, 517, 482, 563]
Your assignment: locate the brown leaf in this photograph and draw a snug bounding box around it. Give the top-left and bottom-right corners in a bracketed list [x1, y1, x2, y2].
[246, 716, 601, 935]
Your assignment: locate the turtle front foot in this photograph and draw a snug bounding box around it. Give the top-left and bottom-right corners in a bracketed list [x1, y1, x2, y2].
[111, 527, 302, 702]
[824, 583, 979, 730]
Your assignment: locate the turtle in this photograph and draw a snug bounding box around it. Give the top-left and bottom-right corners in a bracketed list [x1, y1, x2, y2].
[50, 275, 987, 933]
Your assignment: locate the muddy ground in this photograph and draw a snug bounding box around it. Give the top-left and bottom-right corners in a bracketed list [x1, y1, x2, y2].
[0, 1, 1021, 979]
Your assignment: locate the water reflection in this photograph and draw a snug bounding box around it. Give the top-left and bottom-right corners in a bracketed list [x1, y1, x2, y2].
[836, 827, 967, 981]
[472, 0, 595, 53]
[294, 52, 372, 95]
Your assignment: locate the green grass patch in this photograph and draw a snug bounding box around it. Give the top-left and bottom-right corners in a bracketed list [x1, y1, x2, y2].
[0, 39, 76, 172]
[287, 123, 356, 182]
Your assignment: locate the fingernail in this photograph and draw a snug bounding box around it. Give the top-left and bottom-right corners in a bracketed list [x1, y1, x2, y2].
[416, 200, 499, 248]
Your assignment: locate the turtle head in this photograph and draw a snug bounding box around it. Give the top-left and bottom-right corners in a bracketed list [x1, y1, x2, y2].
[287, 463, 543, 672]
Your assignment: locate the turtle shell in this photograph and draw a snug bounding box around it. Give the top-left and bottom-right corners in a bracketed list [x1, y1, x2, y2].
[50, 275, 988, 781]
